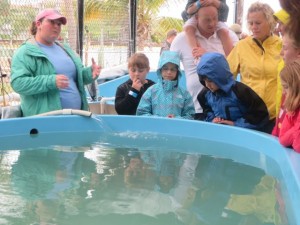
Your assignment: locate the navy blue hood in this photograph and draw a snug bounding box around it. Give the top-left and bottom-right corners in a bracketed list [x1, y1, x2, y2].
[197, 52, 235, 93]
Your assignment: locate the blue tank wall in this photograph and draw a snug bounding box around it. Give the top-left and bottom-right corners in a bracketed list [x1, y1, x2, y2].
[0, 115, 299, 224]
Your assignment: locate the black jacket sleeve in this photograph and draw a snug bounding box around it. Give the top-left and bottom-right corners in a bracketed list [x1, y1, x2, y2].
[197, 87, 214, 120]
[115, 79, 155, 115]
[232, 82, 269, 125]
[185, 0, 197, 10]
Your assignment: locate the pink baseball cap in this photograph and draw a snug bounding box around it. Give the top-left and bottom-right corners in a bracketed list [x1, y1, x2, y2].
[35, 8, 67, 25]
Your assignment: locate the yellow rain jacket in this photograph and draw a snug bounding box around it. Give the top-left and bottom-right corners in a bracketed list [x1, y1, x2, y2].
[273, 9, 290, 116]
[227, 36, 282, 119]
[276, 60, 285, 116]
[226, 175, 282, 225]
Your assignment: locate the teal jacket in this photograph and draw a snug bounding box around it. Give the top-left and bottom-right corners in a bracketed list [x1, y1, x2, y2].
[11, 37, 94, 116]
[136, 51, 195, 119]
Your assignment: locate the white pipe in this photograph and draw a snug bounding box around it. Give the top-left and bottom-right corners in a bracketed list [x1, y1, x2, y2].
[100, 97, 115, 114]
[34, 109, 92, 117]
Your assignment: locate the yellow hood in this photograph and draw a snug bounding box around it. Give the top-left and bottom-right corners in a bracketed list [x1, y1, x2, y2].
[273, 9, 290, 24]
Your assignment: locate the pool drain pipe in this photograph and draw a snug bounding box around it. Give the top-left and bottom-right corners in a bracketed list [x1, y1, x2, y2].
[100, 97, 115, 114]
[34, 109, 92, 117]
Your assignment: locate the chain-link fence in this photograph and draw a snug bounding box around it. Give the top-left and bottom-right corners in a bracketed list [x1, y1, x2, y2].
[0, 0, 184, 105]
[0, 0, 133, 72]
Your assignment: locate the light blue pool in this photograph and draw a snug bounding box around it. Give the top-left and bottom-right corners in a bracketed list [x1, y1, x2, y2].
[0, 115, 299, 224]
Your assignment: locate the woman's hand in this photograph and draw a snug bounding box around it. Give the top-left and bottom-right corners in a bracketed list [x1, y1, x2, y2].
[56, 74, 69, 89]
[91, 58, 101, 79]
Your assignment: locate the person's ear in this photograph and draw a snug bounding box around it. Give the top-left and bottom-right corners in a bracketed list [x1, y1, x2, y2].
[297, 48, 300, 58]
[36, 20, 42, 27]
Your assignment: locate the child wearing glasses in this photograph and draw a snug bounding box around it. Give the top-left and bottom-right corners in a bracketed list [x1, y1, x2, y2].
[136, 51, 195, 119]
[115, 53, 155, 115]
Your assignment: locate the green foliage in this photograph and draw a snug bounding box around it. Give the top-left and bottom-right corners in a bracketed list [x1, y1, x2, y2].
[85, 0, 128, 21]
[0, 4, 36, 40]
[152, 16, 184, 43]
[84, 0, 130, 43]
[84, 0, 184, 47]
[0, 0, 186, 72]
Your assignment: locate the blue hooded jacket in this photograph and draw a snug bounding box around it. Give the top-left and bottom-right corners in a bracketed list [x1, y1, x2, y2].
[136, 51, 195, 119]
[197, 52, 269, 129]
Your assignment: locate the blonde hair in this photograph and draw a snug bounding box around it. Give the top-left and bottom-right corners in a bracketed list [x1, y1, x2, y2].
[128, 53, 150, 69]
[280, 59, 300, 112]
[247, 2, 276, 33]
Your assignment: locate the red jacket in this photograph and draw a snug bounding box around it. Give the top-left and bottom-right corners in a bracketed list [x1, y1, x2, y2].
[278, 109, 300, 153]
[272, 95, 286, 136]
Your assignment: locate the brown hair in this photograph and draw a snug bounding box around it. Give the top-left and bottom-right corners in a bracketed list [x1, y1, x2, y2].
[280, 0, 300, 44]
[166, 29, 177, 39]
[284, 28, 300, 49]
[247, 2, 276, 33]
[280, 59, 300, 112]
[30, 21, 38, 35]
[284, 26, 300, 49]
[30, 18, 44, 36]
[128, 53, 150, 69]
[280, 0, 300, 14]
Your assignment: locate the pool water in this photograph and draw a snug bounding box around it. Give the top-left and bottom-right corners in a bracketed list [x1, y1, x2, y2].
[0, 132, 289, 225]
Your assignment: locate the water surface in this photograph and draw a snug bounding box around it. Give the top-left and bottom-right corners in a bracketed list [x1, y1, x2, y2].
[0, 132, 288, 225]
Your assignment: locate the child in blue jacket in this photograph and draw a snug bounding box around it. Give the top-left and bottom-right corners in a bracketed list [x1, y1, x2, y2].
[137, 51, 195, 119]
[197, 52, 269, 131]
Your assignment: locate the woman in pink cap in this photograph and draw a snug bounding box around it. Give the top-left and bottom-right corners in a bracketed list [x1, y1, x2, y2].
[10, 9, 101, 116]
